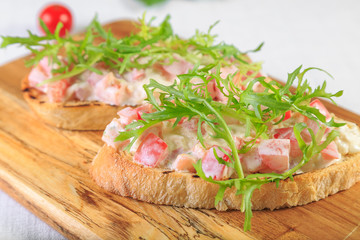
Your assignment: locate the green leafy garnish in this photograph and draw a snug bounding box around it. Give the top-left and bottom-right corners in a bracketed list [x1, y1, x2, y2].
[0, 14, 260, 86]
[116, 65, 344, 231]
[1, 13, 345, 231]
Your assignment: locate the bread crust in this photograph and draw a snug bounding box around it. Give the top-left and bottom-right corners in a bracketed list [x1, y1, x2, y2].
[22, 75, 125, 130]
[90, 144, 360, 211]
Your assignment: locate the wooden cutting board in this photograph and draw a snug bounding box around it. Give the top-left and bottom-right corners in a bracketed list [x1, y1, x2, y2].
[1, 20, 360, 240]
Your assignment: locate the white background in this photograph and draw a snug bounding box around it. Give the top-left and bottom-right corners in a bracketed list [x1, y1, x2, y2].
[1, 0, 360, 239]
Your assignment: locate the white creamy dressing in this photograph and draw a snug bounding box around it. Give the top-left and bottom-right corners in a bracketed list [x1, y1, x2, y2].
[66, 67, 173, 106]
[335, 121, 360, 155]
[104, 113, 360, 174]
[124, 119, 247, 169]
[297, 119, 360, 172]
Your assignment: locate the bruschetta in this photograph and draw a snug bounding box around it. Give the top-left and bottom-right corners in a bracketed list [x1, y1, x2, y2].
[2, 15, 261, 130]
[90, 65, 360, 231]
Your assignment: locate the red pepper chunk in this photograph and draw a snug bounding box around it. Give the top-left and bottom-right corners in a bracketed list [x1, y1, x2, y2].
[134, 133, 168, 167]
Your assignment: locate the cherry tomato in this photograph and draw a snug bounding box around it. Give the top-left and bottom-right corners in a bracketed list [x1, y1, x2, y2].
[39, 4, 73, 37]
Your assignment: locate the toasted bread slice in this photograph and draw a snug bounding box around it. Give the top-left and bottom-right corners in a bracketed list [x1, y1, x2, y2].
[20, 20, 139, 130]
[90, 144, 360, 211]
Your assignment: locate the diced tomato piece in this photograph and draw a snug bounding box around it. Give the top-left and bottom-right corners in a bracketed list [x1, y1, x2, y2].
[304, 118, 320, 138]
[47, 79, 70, 102]
[252, 81, 265, 93]
[179, 118, 205, 134]
[246, 70, 262, 78]
[257, 139, 290, 173]
[117, 107, 140, 125]
[207, 79, 227, 102]
[283, 110, 292, 121]
[134, 133, 168, 167]
[232, 72, 246, 90]
[28, 57, 52, 91]
[179, 118, 197, 131]
[235, 137, 260, 150]
[202, 146, 231, 180]
[310, 99, 331, 121]
[28, 57, 70, 102]
[87, 71, 107, 86]
[219, 66, 238, 79]
[123, 68, 145, 82]
[273, 128, 303, 158]
[273, 128, 293, 139]
[168, 116, 185, 126]
[172, 154, 196, 173]
[135, 104, 153, 119]
[234, 136, 244, 149]
[207, 79, 216, 98]
[163, 59, 192, 77]
[94, 72, 130, 105]
[302, 117, 331, 142]
[155, 58, 193, 81]
[28, 67, 47, 90]
[117, 104, 153, 125]
[321, 141, 340, 161]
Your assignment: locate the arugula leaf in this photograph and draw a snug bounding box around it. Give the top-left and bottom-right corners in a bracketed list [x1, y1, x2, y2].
[1, 14, 258, 87]
[116, 64, 344, 231]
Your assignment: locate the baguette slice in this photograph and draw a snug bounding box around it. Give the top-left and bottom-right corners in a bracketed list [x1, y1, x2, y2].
[21, 75, 125, 130]
[20, 20, 139, 130]
[90, 144, 360, 211]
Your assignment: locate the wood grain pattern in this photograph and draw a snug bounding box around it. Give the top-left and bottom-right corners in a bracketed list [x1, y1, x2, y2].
[1, 20, 360, 240]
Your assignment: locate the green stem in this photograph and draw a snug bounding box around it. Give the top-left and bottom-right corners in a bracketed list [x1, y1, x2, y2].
[203, 100, 245, 179]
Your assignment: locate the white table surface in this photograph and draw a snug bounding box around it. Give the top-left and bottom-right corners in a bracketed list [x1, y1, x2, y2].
[1, 0, 360, 239]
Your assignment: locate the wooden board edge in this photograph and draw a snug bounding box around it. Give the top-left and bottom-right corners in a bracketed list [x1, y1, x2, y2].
[0, 167, 101, 240]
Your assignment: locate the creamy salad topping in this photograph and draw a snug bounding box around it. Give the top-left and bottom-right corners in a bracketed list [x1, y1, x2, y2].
[103, 102, 360, 179]
[16, 15, 261, 107]
[335, 121, 360, 155]
[27, 55, 193, 105]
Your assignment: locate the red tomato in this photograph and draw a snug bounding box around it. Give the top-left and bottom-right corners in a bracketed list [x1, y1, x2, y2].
[39, 4, 73, 37]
